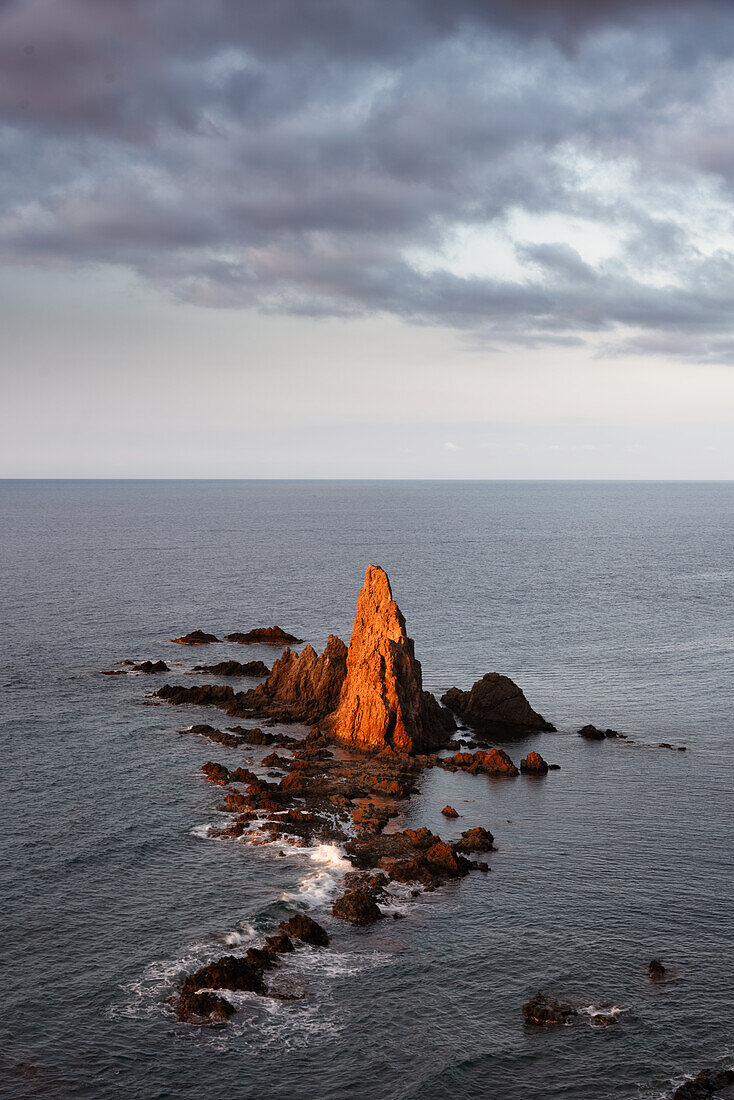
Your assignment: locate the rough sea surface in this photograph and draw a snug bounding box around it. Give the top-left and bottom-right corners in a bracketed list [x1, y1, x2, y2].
[1, 480, 732, 1100]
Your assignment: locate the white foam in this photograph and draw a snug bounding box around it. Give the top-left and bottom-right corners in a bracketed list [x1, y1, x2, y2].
[281, 841, 351, 908]
[577, 1003, 627, 1019]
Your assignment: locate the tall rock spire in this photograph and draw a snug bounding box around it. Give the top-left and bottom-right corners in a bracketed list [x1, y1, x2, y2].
[327, 565, 451, 754]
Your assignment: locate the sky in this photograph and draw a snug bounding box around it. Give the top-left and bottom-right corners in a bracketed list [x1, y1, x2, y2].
[1, 0, 734, 478]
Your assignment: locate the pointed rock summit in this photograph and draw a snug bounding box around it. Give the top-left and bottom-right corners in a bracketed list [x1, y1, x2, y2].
[327, 565, 452, 754]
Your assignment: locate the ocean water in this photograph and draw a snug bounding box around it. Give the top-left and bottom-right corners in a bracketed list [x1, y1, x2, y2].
[1, 479, 732, 1100]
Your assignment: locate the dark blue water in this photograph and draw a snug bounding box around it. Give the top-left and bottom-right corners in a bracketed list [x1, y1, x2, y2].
[1, 481, 732, 1100]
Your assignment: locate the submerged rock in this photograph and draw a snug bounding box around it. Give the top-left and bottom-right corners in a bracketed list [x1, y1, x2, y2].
[326, 565, 454, 754]
[225, 626, 303, 646]
[442, 673, 555, 736]
[649, 959, 667, 981]
[171, 631, 220, 645]
[522, 993, 577, 1026]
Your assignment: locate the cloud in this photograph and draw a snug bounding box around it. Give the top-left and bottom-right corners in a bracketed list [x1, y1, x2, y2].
[1, 0, 734, 360]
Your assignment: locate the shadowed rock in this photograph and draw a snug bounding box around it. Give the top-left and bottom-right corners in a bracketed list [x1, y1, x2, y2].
[649, 959, 666, 981]
[278, 913, 330, 946]
[442, 673, 555, 736]
[332, 888, 383, 925]
[522, 993, 577, 1026]
[171, 631, 220, 645]
[326, 565, 454, 754]
[225, 626, 303, 646]
[192, 660, 270, 677]
[242, 635, 348, 724]
[672, 1068, 734, 1099]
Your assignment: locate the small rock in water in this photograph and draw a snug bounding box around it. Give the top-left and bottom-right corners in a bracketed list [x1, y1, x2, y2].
[648, 959, 666, 981]
[171, 630, 220, 645]
[441, 805, 459, 818]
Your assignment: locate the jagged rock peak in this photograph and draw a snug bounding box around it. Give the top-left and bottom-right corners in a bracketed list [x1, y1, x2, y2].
[245, 634, 347, 724]
[327, 565, 452, 754]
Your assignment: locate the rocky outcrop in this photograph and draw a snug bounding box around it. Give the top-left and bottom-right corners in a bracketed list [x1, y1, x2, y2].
[441, 805, 459, 817]
[171, 631, 219, 645]
[672, 1069, 734, 1099]
[326, 565, 454, 754]
[440, 748, 519, 777]
[442, 673, 555, 735]
[225, 626, 303, 646]
[242, 635, 348, 724]
[132, 660, 169, 673]
[520, 751, 549, 774]
[192, 660, 270, 677]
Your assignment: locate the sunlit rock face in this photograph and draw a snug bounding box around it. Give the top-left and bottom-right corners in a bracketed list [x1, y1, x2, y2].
[327, 565, 451, 754]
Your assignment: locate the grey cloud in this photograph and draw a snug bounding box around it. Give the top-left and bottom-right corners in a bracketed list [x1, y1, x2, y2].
[2, 0, 734, 361]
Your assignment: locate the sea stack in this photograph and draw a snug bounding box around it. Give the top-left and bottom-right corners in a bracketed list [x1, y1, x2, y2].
[326, 565, 451, 754]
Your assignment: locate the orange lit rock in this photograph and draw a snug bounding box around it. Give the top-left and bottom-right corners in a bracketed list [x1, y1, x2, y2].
[326, 565, 452, 754]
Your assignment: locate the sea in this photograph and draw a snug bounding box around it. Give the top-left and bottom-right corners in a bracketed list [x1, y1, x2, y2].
[1, 480, 732, 1100]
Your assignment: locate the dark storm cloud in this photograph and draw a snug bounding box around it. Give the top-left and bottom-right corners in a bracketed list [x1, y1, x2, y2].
[1, 0, 734, 360]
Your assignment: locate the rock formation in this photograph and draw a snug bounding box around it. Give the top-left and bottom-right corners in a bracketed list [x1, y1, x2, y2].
[243, 635, 348, 724]
[225, 626, 303, 646]
[326, 565, 454, 754]
[442, 673, 555, 735]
